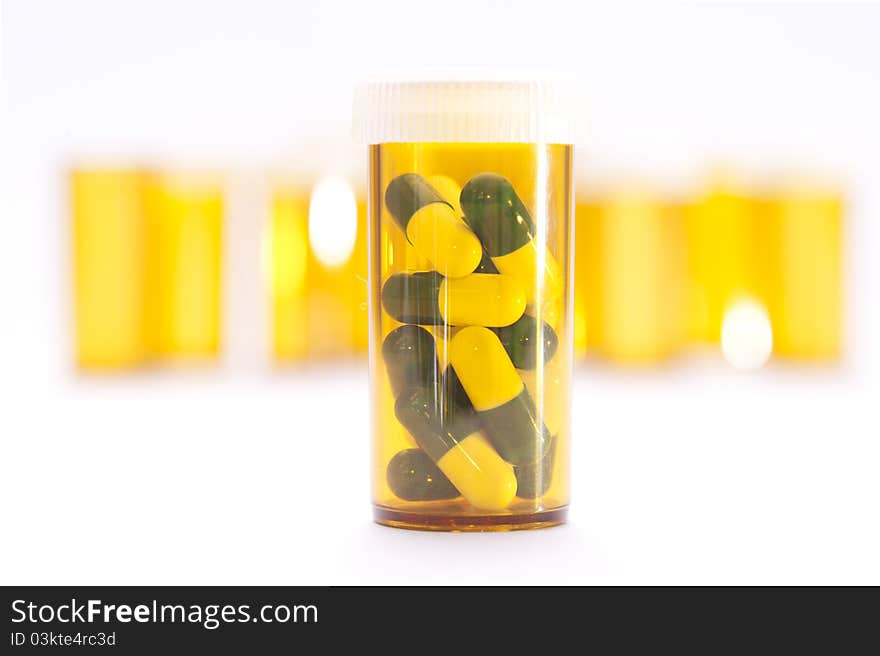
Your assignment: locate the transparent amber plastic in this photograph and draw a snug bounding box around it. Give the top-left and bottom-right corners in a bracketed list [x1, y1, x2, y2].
[759, 185, 843, 359]
[576, 191, 687, 363]
[685, 180, 763, 343]
[144, 174, 223, 359]
[270, 183, 368, 361]
[71, 169, 149, 369]
[370, 143, 572, 531]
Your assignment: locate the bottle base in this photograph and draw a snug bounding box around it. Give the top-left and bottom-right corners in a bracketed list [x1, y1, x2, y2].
[373, 506, 568, 532]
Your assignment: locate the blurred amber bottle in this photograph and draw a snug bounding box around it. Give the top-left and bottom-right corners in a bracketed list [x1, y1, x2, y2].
[71, 169, 149, 369]
[270, 178, 367, 361]
[576, 188, 687, 363]
[145, 174, 223, 359]
[762, 183, 843, 359]
[573, 197, 589, 358]
[685, 177, 764, 342]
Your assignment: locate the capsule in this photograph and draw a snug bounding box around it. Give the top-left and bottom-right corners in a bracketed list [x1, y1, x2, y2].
[395, 386, 517, 511]
[492, 314, 558, 370]
[514, 435, 556, 499]
[449, 326, 551, 466]
[460, 173, 563, 320]
[385, 173, 482, 278]
[382, 325, 439, 397]
[382, 271, 526, 327]
[387, 449, 461, 501]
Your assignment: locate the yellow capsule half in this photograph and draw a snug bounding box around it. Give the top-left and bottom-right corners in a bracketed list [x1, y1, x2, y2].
[491, 241, 563, 326]
[426, 174, 464, 216]
[436, 432, 517, 511]
[438, 274, 527, 328]
[448, 326, 524, 411]
[386, 173, 482, 279]
[405, 202, 483, 279]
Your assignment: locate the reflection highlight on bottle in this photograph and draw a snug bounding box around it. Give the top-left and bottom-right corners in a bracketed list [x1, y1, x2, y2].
[721, 297, 773, 370]
[685, 175, 762, 344]
[268, 177, 367, 361]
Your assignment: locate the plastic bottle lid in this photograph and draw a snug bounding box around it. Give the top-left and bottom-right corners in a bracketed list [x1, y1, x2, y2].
[353, 74, 573, 144]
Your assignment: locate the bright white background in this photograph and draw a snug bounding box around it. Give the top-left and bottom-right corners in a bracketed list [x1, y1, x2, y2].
[1, 1, 879, 584]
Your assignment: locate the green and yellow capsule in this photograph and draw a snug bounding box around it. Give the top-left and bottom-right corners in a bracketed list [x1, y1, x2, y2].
[492, 314, 558, 370]
[395, 385, 516, 511]
[382, 325, 439, 397]
[387, 448, 460, 501]
[449, 326, 551, 467]
[385, 173, 482, 279]
[381, 271, 526, 327]
[445, 360, 555, 496]
[440, 317, 557, 372]
[514, 435, 557, 499]
[460, 173, 563, 321]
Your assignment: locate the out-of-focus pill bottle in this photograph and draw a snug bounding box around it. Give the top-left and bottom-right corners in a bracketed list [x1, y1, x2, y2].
[268, 183, 310, 361]
[355, 78, 573, 531]
[70, 168, 149, 369]
[145, 173, 223, 360]
[573, 187, 591, 359]
[685, 175, 763, 343]
[761, 180, 844, 360]
[577, 186, 687, 363]
[269, 176, 367, 362]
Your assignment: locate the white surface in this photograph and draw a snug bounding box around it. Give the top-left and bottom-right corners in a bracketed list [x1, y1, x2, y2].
[1, 1, 879, 584]
[1, 363, 877, 585]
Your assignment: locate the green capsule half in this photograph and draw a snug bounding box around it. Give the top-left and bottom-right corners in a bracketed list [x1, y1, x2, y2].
[386, 449, 460, 501]
[492, 314, 558, 370]
[459, 173, 565, 321]
[460, 173, 535, 257]
[514, 434, 557, 499]
[385, 174, 450, 233]
[381, 272, 443, 325]
[382, 325, 439, 397]
[394, 385, 477, 463]
[479, 388, 553, 467]
[395, 385, 517, 511]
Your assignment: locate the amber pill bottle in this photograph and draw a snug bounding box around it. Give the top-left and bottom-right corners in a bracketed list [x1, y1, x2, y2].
[355, 79, 574, 531]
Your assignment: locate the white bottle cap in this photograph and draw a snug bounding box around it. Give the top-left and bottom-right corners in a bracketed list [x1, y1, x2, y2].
[353, 74, 573, 144]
